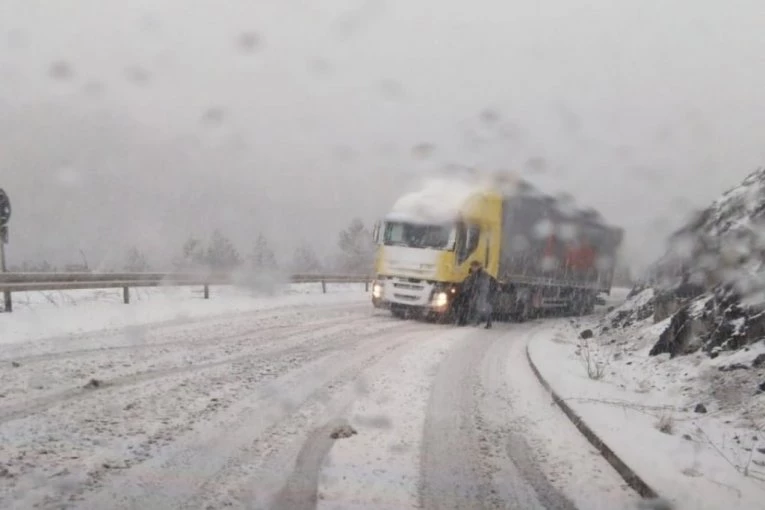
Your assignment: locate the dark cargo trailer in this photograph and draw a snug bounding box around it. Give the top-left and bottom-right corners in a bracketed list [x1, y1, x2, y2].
[492, 184, 623, 317]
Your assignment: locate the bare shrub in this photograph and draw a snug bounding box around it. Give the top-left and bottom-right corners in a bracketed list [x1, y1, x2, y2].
[656, 414, 675, 435]
[576, 338, 609, 380]
[636, 379, 653, 394]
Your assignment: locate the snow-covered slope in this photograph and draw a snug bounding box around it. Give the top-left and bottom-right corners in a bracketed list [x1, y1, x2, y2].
[615, 167, 765, 417]
[657, 167, 765, 294]
[587, 289, 765, 503]
[643, 167, 765, 357]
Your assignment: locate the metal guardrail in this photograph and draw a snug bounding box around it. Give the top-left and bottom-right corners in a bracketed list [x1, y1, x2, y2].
[0, 272, 372, 313]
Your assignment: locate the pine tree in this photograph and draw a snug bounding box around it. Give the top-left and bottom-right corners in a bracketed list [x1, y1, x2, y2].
[206, 229, 242, 272]
[291, 242, 322, 274]
[124, 247, 151, 272]
[250, 234, 278, 272]
[174, 236, 207, 270]
[337, 218, 375, 274]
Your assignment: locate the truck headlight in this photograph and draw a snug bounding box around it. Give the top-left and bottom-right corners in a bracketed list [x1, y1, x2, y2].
[372, 282, 383, 299]
[433, 291, 449, 308]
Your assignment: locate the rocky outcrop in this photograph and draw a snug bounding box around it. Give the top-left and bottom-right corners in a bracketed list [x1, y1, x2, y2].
[636, 168, 765, 358]
[652, 291, 684, 323]
[646, 283, 765, 358]
[606, 289, 655, 331]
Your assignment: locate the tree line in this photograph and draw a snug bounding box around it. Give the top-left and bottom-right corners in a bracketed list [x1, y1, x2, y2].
[11, 218, 377, 276]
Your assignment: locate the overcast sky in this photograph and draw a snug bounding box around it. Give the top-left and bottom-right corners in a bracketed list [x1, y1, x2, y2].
[1, 0, 764, 271]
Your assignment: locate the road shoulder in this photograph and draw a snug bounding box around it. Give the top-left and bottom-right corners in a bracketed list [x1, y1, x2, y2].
[527, 319, 765, 510]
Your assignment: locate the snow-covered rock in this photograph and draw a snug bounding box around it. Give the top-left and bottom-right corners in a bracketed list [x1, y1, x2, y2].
[634, 168, 765, 359]
[654, 167, 765, 296]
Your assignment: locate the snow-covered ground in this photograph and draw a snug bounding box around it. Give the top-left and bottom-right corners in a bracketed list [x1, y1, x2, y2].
[0, 282, 365, 346]
[0, 284, 648, 510]
[529, 291, 765, 510]
[317, 321, 636, 510]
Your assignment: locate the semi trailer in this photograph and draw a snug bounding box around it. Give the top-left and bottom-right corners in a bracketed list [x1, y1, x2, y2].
[370, 175, 623, 321]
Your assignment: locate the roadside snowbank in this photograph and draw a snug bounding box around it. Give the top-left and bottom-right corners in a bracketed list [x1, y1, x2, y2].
[529, 304, 765, 510]
[0, 283, 368, 346]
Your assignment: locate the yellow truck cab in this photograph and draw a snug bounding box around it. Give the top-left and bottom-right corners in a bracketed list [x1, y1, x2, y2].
[371, 184, 502, 320]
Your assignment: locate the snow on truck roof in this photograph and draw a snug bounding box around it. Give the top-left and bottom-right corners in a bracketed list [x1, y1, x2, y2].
[387, 177, 487, 224]
[386, 173, 619, 231]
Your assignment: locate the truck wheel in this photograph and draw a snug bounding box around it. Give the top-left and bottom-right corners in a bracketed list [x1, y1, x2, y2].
[433, 308, 454, 325]
[391, 307, 407, 319]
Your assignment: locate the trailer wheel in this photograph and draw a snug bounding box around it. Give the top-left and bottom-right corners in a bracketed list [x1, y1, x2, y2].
[569, 292, 594, 316]
[512, 301, 528, 323]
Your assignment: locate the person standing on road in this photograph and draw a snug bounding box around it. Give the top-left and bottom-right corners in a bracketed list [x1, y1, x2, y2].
[455, 264, 478, 326]
[463, 261, 497, 329]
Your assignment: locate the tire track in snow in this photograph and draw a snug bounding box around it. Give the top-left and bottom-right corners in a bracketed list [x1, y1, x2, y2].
[419, 324, 578, 510]
[0, 314, 382, 425]
[0, 303, 370, 363]
[191, 324, 449, 510]
[0, 311, 373, 409]
[476, 325, 578, 510]
[270, 419, 350, 510]
[70, 322, 434, 510]
[420, 333, 494, 509]
[316, 325, 467, 510]
[2, 313, 420, 510]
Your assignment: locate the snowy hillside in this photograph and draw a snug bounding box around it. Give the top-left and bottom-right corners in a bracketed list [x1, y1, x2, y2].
[655, 167, 765, 299]
[642, 167, 765, 357]
[572, 169, 765, 503]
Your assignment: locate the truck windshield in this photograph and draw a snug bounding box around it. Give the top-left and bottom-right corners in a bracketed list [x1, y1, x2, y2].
[383, 222, 456, 250]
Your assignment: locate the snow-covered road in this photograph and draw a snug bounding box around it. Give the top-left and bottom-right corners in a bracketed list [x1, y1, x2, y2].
[0, 291, 641, 510]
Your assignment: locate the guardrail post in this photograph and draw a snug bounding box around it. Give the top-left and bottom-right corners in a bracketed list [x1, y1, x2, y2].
[203, 284, 210, 299]
[365, 280, 369, 292]
[321, 280, 327, 294]
[123, 286, 130, 304]
[0, 242, 10, 312]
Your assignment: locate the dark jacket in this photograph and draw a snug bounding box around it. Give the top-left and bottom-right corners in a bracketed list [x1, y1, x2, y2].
[463, 268, 497, 314]
[461, 268, 480, 295]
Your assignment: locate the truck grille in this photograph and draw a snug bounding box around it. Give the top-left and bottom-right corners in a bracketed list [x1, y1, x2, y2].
[393, 282, 424, 291]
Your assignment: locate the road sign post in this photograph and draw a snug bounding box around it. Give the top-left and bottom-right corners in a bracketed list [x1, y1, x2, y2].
[0, 240, 9, 313]
[0, 188, 9, 226]
[0, 188, 11, 312]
